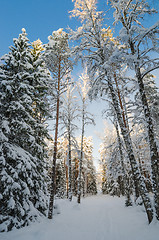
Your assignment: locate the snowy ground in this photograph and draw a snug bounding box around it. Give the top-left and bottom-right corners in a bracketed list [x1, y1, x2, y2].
[1, 195, 159, 240]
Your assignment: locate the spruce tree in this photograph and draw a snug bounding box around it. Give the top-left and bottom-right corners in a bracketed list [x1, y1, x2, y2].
[30, 39, 51, 124]
[0, 29, 48, 232]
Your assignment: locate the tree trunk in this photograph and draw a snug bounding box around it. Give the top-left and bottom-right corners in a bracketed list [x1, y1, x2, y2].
[113, 72, 140, 199]
[115, 120, 132, 205]
[135, 66, 159, 220]
[115, 121, 125, 194]
[129, 36, 159, 219]
[68, 129, 72, 201]
[107, 76, 153, 223]
[77, 102, 85, 204]
[66, 164, 69, 198]
[114, 70, 140, 198]
[48, 56, 61, 219]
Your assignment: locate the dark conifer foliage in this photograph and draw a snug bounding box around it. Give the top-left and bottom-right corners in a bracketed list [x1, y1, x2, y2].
[0, 29, 49, 232]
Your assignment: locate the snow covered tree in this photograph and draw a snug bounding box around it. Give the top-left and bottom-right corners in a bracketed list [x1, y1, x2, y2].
[60, 83, 79, 201]
[70, 0, 153, 222]
[99, 122, 133, 204]
[75, 136, 97, 197]
[99, 126, 121, 196]
[83, 137, 97, 195]
[143, 74, 159, 138]
[30, 39, 52, 124]
[110, 0, 159, 221]
[47, 137, 67, 199]
[0, 29, 48, 232]
[44, 28, 72, 219]
[76, 69, 95, 203]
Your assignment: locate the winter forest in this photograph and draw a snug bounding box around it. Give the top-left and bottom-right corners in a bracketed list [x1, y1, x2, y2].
[0, 0, 159, 239]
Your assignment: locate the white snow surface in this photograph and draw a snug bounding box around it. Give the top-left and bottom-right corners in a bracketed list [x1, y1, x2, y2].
[1, 195, 159, 240]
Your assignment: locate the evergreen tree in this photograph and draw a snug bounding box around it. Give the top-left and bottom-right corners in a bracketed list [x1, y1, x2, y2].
[44, 28, 72, 219]
[76, 136, 97, 196]
[0, 29, 48, 232]
[30, 39, 52, 124]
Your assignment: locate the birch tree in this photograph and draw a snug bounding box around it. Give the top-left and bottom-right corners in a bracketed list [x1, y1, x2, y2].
[110, 0, 159, 220]
[61, 83, 79, 201]
[77, 69, 95, 203]
[70, 0, 153, 223]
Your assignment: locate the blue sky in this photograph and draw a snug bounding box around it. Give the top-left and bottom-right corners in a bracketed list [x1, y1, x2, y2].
[0, 0, 75, 56]
[0, 0, 110, 165]
[0, 0, 158, 55]
[0, 0, 159, 166]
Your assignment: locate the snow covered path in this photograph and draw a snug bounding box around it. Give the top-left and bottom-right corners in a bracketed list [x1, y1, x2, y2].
[1, 195, 159, 240]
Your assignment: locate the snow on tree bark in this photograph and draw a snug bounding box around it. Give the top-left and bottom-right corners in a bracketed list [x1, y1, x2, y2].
[110, 0, 159, 220]
[70, 0, 154, 223]
[48, 56, 61, 219]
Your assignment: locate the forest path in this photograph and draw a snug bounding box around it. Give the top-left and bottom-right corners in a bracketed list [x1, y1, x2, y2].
[1, 195, 159, 240]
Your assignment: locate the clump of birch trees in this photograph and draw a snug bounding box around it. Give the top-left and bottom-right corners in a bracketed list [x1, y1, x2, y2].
[70, 0, 159, 223]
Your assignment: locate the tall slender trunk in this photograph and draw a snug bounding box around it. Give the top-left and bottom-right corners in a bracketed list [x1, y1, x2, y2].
[135, 66, 159, 220]
[114, 71, 140, 199]
[68, 126, 72, 201]
[114, 72, 127, 129]
[107, 76, 153, 223]
[129, 37, 159, 219]
[77, 100, 85, 204]
[48, 56, 61, 219]
[115, 120, 132, 205]
[66, 164, 69, 198]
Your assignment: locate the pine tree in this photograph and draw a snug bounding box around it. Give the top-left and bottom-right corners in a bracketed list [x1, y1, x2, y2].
[47, 137, 68, 198]
[0, 29, 48, 232]
[55, 138, 67, 198]
[44, 28, 72, 219]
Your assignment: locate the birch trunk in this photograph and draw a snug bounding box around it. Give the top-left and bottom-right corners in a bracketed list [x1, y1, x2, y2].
[77, 102, 85, 204]
[135, 67, 159, 220]
[68, 126, 72, 201]
[107, 76, 153, 223]
[48, 56, 61, 219]
[113, 71, 139, 199]
[129, 37, 159, 219]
